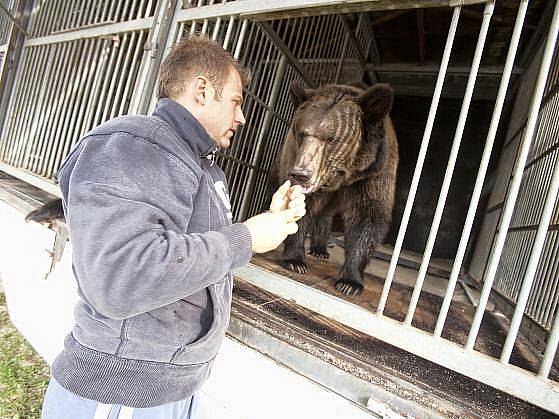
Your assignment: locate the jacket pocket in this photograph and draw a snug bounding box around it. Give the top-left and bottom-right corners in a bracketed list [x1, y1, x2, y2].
[170, 275, 232, 365]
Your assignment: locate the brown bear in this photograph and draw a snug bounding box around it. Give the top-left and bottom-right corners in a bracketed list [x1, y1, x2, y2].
[267, 81, 399, 296]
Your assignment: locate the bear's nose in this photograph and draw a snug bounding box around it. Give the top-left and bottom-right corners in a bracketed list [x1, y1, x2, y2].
[289, 167, 312, 184]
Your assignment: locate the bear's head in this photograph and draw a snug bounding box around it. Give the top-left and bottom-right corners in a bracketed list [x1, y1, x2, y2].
[285, 81, 393, 194]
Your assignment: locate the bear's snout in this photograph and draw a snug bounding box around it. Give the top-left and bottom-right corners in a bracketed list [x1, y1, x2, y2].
[289, 167, 312, 185]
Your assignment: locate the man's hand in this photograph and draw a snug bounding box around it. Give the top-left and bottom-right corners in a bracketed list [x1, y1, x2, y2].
[270, 180, 305, 214]
[244, 181, 306, 253]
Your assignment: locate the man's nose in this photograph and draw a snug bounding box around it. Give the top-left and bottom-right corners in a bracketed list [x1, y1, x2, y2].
[236, 108, 246, 125]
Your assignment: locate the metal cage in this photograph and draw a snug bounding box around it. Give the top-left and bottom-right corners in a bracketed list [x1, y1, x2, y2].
[1, 0, 559, 414]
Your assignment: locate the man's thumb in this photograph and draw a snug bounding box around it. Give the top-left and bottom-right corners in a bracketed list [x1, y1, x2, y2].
[284, 222, 298, 235]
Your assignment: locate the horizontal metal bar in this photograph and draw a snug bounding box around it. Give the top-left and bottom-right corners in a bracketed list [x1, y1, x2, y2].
[508, 224, 559, 232]
[0, 163, 62, 197]
[175, 0, 486, 22]
[24, 17, 153, 47]
[234, 263, 559, 415]
[365, 64, 523, 75]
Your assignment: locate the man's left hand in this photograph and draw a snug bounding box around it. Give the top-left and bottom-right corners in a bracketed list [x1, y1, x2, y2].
[270, 180, 306, 221]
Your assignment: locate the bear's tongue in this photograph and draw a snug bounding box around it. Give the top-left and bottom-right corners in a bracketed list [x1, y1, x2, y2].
[301, 183, 317, 194]
[289, 178, 316, 194]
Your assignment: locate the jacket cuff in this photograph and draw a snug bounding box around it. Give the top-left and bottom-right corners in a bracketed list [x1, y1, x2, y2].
[220, 223, 253, 269]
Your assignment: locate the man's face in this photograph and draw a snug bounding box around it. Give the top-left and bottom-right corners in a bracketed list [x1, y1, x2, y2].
[201, 69, 246, 149]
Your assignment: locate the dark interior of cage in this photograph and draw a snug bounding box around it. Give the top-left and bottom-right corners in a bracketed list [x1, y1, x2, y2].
[214, 3, 558, 378]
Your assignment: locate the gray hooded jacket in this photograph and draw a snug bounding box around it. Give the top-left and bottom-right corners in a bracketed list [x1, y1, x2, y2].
[51, 98, 253, 407]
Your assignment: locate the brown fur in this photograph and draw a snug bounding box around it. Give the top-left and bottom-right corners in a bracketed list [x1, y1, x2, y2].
[268, 81, 399, 295]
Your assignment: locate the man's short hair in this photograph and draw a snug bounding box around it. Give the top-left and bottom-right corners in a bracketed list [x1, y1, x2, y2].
[157, 35, 249, 100]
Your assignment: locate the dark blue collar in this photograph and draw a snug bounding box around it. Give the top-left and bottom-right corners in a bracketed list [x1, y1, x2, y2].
[152, 98, 218, 160]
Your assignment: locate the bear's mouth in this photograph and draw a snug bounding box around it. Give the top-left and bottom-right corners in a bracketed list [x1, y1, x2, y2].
[289, 177, 319, 194]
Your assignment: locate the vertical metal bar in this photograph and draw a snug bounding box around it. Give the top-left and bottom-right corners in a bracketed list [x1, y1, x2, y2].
[20, 43, 57, 169]
[233, 18, 248, 60]
[2, 34, 32, 159]
[47, 39, 95, 178]
[212, 16, 222, 41]
[10, 45, 46, 165]
[405, 1, 494, 326]
[57, 40, 99, 154]
[101, 33, 130, 122]
[0, 0, 28, 144]
[465, 0, 559, 351]
[118, 31, 146, 116]
[238, 55, 287, 220]
[66, 39, 105, 150]
[540, 306, 559, 378]
[110, 32, 138, 118]
[527, 230, 556, 319]
[31, 42, 70, 173]
[43, 0, 57, 36]
[38, 41, 80, 176]
[335, 31, 350, 83]
[79, 39, 110, 137]
[189, 21, 197, 35]
[377, 6, 461, 315]
[434, 0, 528, 337]
[223, 16, 234, 50]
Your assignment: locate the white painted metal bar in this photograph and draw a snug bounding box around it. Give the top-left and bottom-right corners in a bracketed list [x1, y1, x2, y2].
[377, 6, 461, 315]
[466, 0, 559, 351]
[434, 0, 529, 337]
[540, 303, 559, 378]
[405, 1, 494, 326]
[233, 18, 248, 60]
[23, 17, 153, 47]
[212, 16, 222, 40]
[234, 263, 559, 414]
[222, 16, 234, 49]
[501, 151, 559, 363]
[0, 162, 61, 197]
[175, 0, 485, 22]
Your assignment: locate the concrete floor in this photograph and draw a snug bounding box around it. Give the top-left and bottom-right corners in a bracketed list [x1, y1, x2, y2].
[198, 336, 378, 419]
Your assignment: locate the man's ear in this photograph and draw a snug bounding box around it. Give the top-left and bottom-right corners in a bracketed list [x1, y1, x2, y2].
[290, 80, 315, 108]
[193, 76, 208, 105]
[357, 83, 394, 123]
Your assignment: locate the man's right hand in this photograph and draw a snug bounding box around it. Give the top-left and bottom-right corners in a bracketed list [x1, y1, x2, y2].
[243, 207, 305, 253]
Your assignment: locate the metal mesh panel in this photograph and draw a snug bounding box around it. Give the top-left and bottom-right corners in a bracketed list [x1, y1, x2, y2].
[0, 29, 149, 179]
[27, 0, 157, 38]
[469, 209, 500, 281]
[0, 0, 18, 45]
[486, 51, 559, 330]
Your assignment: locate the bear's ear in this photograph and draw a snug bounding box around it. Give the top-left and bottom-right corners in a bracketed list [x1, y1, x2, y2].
[357, 83, 394, 122]
[290, 80, 313, 108]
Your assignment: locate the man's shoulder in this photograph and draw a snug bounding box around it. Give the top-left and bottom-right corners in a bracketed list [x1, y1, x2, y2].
[86, 115, 162, 140]
[82, 115, 203, 177]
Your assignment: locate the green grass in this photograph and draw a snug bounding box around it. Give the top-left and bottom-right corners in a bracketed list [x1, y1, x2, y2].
[0, 292, 50, 419]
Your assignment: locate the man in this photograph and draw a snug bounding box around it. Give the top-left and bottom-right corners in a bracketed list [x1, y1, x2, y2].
[41, 35, 305, 418]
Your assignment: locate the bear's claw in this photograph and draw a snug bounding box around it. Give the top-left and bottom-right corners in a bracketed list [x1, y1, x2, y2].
[281, 260, 308, 274]
[335, 278, 363, 296]
[309, 246, 329, 259]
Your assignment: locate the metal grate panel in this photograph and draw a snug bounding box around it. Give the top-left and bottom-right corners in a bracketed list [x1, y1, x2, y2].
[27, 0, 157, 38]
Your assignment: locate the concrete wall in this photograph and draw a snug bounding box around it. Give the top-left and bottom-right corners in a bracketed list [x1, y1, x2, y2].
[0, 200, 77, 365]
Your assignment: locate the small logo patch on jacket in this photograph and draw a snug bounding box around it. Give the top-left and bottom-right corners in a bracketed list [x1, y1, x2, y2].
[214, 181, 233, 220]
